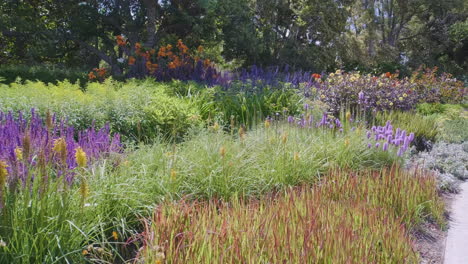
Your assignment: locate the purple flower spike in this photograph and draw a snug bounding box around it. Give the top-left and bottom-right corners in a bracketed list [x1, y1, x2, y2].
[351, 127, 356, 131]
[375, 143, 380, 148]
[397, 147, 404, 157]
[367, 143, 372, 148]
[367, 131, 371, 139]
[358, 91, 365, 101]
[408, 133, 415, 141]
[383, 142, 389, 151]
[287, 116, 294, 123]
[304, 103, 310, 111]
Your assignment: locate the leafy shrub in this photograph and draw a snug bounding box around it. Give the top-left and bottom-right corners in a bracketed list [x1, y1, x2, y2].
[416, 103, 446, 115]
[0, 64, 87, 85]
[410, 67, 466, 104]
[0, 79, 204, 141]
[310, 68, 466, 113]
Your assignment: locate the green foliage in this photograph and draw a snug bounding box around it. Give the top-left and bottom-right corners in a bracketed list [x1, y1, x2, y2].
[0, 79, 305, 142]
[375, 111, 438, 143]
[0, 65, 87, 85]
[435, 105, 468, 143]
[0, 122, 404, 262]
[417, 103, 447, 115]
[124, 124, 397, 200]
[0, 79, 204, 141]
[416, 103, 467, 142]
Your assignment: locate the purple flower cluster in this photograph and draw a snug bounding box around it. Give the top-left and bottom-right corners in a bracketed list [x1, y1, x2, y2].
[287, 113, 345, 132]
[0, 110, 121, 184]
[312, 71, 421, 112]
[366, 121, 415, 156]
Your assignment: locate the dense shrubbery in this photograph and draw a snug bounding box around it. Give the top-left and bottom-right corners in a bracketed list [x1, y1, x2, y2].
[0, 65, 87, 85]
[0, 79, 302, 141]
[310, 68, 466, 113]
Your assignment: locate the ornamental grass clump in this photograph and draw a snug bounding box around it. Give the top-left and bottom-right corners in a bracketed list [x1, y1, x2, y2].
[138, 167, 444, 263]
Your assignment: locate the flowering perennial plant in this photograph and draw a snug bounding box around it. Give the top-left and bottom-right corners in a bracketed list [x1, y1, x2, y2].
[0, 110, 121, 184]
[311, 69, 466, 113]
[366, 121, 415, 156]
[113, 36, 225, 85]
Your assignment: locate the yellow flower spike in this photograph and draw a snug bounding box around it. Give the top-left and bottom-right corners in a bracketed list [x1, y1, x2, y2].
[264, 119, 271, 129]
[112, 231, 118, 240]
[344, 138, 350, 147]
[0, 161, 8, 188]
[293, 152, 300, 161]
[75, 147, 87, 168]
[14, 147, 23, 161]
[281, 133, 288, 144]
[82, 249, 89, 256]
[345, 111, 351, 121]
[399, 97, 403, 101]
[53, 138, 67, 164]
[170, 169, 177, 180]
[219, 146, 226, 158]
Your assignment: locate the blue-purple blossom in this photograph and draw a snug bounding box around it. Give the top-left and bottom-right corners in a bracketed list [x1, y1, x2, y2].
[0, 110, 121, 184]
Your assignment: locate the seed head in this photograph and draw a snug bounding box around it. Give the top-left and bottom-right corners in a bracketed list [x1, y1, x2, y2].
[219, 146, 226, 158]
[293, 152, 300, 161]
[345, 111, 351, 121]
[170, 169, 177, 180]
[238, 126, 246, 140]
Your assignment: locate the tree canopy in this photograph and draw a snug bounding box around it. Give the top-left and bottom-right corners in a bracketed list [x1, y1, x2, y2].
[1, 0, 466, 76]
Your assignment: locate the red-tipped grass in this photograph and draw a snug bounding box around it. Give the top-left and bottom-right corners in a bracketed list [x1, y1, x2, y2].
[138, 167, 444, 263]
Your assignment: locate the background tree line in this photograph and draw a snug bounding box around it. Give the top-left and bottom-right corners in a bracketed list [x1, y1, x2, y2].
[1, 0, 467, 77]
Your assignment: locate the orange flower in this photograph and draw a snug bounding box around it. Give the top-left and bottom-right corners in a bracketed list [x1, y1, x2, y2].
[311, 73, 321, 79]
[146, 61, 158, 73]
[150, 49, 156, 55]
[128, 56, 136, 65]
[177, 39, 188, 54]
[116, 35, 126, 46]
[97, 68, 106, 77]
[168, 62, 176, 69]
[146, 61, 152, 70]
[158, 47, 167, 57]
[88, 71, 96, 80]
[166, 44, 173, 50]
[135, 42, 142, 50]
[203, 59, 211, 67]
[385, 72, 392, 78]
